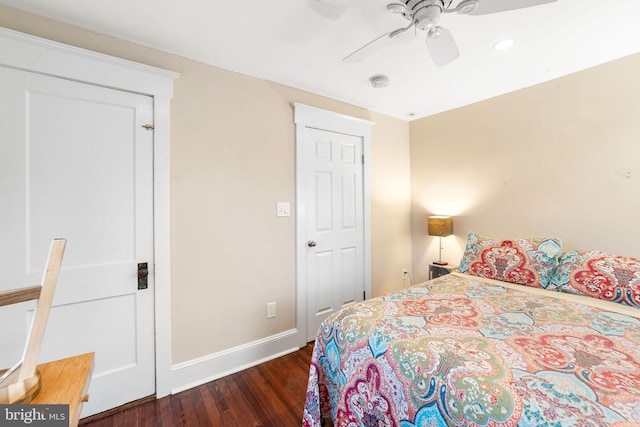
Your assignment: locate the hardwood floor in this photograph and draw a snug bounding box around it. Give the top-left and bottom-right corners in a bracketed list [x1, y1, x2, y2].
[81, 344, 314, 427]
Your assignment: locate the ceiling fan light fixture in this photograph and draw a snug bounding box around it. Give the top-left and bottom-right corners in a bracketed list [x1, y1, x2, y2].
[428, 26, 442, 39]
[369, 74, 390, 88]
[493, 38, 515, 51]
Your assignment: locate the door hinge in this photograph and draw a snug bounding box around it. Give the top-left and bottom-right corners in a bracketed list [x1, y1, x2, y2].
[142, 124, 154, 131]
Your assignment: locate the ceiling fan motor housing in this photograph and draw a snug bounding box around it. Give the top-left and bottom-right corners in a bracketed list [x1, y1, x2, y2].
[401, 0, 444, 30]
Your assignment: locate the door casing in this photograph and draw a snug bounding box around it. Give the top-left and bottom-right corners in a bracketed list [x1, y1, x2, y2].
[294, 103, 373, 346]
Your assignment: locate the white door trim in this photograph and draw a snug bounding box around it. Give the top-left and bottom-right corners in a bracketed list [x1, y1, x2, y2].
[0, 27, 178, 398]
[294, 103, 373, 347]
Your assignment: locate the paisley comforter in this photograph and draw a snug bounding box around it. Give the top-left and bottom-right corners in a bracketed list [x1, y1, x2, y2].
[302, 273, 640, 426]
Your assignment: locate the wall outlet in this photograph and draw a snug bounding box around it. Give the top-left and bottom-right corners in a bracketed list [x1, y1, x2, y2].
[402, 268, 408, 280]
[267, 302, 276, 319]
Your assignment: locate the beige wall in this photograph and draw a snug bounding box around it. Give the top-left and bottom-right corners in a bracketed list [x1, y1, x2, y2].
[369, 112, 413, 295]
[410, 53, 640, 282]
[0, 6, 412, 365]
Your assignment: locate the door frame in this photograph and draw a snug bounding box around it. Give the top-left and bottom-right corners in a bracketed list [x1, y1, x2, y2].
[0, 27, 178, 398]
[294, 103, 373, 346]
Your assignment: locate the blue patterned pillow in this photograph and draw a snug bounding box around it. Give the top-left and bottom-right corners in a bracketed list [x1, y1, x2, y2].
[458, 232, 562, 288]
[549, 250, 640, 307]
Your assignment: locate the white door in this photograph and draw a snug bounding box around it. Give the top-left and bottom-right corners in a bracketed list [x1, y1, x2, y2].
[303, 128, 365, 341]
[0, 66, 155, 416]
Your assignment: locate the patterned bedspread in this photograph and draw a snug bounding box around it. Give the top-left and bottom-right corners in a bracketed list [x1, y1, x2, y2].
[302, 273, 640, 426]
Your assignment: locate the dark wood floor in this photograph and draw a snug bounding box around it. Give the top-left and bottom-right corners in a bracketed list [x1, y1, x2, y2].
[81, 344, 314, 427]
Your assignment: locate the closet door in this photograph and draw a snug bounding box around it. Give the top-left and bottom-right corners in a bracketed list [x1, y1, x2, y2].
[302, 128, 365, 341]
[0, 66, 155, 416]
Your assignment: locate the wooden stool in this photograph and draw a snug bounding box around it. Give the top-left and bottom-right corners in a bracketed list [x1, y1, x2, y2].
[32, 353, 95, 427]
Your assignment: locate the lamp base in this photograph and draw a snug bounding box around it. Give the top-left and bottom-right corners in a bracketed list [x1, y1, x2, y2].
[432, 260, 448, 266]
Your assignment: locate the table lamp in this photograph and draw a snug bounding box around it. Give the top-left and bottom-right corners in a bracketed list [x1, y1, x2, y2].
[428, 215, 453, 265]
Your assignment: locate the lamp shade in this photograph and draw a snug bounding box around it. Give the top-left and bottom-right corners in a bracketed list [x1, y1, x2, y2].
[427, 216, 453, 237]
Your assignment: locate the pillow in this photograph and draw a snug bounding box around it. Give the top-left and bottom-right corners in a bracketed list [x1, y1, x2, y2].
[458, 232, 562, 288]
[549, 250, 640, 308]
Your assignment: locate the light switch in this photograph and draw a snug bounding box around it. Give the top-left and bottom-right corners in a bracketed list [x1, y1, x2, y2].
[277, 202, 290, 217]
[267, 302, 276, 319]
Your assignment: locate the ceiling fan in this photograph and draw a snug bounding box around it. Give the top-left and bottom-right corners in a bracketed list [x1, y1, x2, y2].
[317, 0, 557, 67]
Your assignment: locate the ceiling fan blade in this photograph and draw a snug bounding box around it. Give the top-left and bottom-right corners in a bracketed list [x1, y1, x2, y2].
[344, 32, 397, 62]
[468, 0, 557, 15]
[314, 0, 386, 8]
[426, 27, 460, 67]
[343, 23, 412, 62]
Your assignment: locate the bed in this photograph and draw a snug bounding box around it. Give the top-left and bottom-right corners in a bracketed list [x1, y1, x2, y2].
[302, 233, 640, 426]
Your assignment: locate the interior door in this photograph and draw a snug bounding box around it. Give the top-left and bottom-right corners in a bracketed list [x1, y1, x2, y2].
[304, 128, 365, 341]
[0, 66, 155, 416]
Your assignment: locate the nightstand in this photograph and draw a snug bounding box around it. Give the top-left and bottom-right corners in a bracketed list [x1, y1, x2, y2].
[429, 264, 457, 280]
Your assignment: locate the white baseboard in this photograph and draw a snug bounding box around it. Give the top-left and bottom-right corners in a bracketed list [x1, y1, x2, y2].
[170, 328, 302, 394]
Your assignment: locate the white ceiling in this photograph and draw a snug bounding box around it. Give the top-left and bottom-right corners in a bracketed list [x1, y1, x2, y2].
[2, 0, 639, 120]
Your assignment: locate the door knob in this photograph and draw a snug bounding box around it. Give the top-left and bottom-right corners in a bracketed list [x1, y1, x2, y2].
[138, 262, 149, 290]
[307, 240, 317, 248]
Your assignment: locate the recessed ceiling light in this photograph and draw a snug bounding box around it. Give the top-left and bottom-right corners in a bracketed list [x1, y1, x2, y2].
[493, 38, 515, 51]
